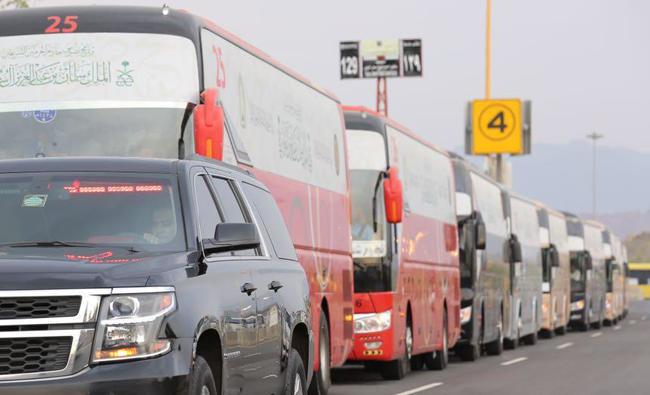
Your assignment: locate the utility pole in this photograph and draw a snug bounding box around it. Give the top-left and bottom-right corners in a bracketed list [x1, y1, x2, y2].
[586, 132, 603, 219]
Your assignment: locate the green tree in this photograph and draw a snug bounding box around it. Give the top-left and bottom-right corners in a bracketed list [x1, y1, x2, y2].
[0, 0, 30, 9]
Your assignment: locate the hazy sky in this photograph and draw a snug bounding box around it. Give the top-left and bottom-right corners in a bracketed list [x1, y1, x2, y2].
[30, 0, 650, 155]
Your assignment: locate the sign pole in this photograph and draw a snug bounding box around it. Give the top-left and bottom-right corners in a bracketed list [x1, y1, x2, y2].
[377, 77, 388, 116]
[485, 0, 503, 183]
[486, 0, 491, 100]
[586, 132, 604, 218]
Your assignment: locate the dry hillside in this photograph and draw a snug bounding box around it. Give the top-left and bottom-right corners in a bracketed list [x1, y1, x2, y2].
[624, 232, 650, 262]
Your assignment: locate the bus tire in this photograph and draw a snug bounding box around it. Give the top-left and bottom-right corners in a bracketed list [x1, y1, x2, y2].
[485, 313, 503, 356]
[522, 328, 537, 345]
[380, 322, 412, 380]
[458, 343, 480, 361]
[410, 354, 425, 371]
[555, 325, 566, 335]
[308, 310, 331, 395]
[426, 310, 448, 370]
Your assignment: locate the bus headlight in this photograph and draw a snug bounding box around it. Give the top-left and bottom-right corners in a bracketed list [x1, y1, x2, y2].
[570, 300, 584, 312]
[92, 291, 176, 362]
[460, 307, 472, 325]
[354, 311, 391, 334]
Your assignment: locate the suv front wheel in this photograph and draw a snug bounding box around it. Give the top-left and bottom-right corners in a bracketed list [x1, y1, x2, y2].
[186, 355, 218, 395]
[284, 349, 308, 395]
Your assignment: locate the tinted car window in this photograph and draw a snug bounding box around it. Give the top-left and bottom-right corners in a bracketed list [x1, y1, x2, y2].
[211, 177, 247, 223]
[243, 182, 297, 261]
[194, 175, 221, 239]
[0, 172, 185, 253]
[211, 176, 259, 257]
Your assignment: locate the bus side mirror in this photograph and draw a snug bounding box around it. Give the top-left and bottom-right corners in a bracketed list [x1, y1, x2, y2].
[475, 212, 486, 250]
[550, 244, 560, 267]
[194, 88, 224, 161]
[383, 167, 403, 224]
[583, 251, 593, 270]
[510, 234, 523, 263]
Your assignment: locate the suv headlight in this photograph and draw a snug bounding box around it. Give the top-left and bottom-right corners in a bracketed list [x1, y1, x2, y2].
[92, 291, 176, 362]
[354, 311, 391, 334]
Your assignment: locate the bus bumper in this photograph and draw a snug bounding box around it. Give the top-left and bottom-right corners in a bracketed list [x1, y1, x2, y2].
[541, 293, 553, 330]
[348, 292, 398, 362]
[349, 329, 396, 361]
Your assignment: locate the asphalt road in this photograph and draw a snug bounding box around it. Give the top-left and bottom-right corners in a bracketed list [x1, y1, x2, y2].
[330, 300, 650, 395]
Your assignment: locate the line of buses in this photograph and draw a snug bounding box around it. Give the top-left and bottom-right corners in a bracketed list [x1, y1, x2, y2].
[0, 5, 629, 393]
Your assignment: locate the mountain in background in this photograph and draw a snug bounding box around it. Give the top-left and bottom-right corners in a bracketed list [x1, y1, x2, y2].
[459, 141, 650, 237]
[625, 232, 650, 262]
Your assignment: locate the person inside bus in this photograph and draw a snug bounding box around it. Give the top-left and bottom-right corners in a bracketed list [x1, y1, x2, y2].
[352, 208, 374, 240]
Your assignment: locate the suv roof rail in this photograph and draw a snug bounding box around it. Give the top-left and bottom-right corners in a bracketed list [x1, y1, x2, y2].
[184, 154, 254, 178]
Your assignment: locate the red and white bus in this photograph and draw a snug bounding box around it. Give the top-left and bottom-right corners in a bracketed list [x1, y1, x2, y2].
[343, 106, 460, 379]
[0, 6, 354, 393]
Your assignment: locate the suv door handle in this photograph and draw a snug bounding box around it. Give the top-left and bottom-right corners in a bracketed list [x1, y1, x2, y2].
[268, 280, 284, 292]
[240, 282, 257, 296]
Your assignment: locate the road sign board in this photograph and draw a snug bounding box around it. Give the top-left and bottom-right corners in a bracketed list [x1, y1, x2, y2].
[471, 99, 523, 155]
[339, 39, 423, 79]
[340, 41, 360, 79]
[360, 39, 400, 78]
[401, 39, 423, 77]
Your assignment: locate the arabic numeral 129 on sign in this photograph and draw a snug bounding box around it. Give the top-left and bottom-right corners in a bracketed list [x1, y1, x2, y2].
[340, 56, 358, 77]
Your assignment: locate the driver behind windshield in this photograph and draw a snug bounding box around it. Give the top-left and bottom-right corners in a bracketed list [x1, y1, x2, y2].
[144, 207, 177, 245]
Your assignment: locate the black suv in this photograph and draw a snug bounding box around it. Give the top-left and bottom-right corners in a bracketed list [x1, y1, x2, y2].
[0, 157, 312, 395]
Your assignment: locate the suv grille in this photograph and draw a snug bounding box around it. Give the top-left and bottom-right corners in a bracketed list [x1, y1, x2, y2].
[0, 296, 81, 319]
[0, 337, 72, 375]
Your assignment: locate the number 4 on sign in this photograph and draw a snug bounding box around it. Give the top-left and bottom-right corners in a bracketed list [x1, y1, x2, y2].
[488, 111, 507, 133]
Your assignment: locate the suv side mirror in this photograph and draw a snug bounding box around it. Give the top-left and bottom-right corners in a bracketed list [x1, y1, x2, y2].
[383, 167, 403, 224]
[475, 212, 486, 250]
[583, 250, 593, 270]
[194, 88, 225, 161]
[510, 234, 523, 263]
[550, 244, 560, 267]
[202, 223, 260, 254]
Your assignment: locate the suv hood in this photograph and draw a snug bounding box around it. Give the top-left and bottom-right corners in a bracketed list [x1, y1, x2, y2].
[0, 251, 191, 290]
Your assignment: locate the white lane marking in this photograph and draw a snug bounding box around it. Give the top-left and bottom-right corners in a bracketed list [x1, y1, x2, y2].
[501, 357, 528, 366]
[641, 316, 647, 321]
[556, 342, 574, 350]
[630, 320, 637, 325]
[394, 382, 444, 395]
[591, 332, 602, 338]
[613, 325, 621, 331]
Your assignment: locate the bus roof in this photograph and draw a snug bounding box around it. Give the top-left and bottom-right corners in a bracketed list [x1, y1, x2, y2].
[0, 6, 341, 103]
[342, 105, 450, 158]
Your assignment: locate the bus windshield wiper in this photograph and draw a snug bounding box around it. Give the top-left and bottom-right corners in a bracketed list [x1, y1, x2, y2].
[372, 171, 387, 232]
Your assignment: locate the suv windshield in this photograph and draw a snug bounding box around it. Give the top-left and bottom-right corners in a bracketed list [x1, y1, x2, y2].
[0, 172, 185, 255]
[0, 103, 191, 159]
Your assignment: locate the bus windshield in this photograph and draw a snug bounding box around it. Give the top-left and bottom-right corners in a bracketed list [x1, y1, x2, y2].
[0, 32, 199, 159]
[0, 103, 191, 159]
[570, 252, 586, 292]
[346, 128, 393, 292]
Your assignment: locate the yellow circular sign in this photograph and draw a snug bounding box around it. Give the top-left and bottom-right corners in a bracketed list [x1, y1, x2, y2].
[478, 104, 517, 141]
